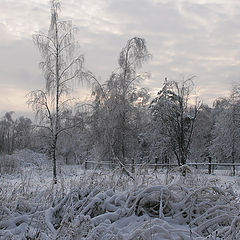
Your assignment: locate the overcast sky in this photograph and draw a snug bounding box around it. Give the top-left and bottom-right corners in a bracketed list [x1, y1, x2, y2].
[1, 0, 240, 117]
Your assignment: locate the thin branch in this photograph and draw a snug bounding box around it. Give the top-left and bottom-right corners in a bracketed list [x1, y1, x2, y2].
[33, 33, 57, 51]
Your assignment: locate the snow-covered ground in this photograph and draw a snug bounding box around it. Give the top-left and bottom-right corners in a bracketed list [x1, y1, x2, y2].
[0, 150, 240, 239]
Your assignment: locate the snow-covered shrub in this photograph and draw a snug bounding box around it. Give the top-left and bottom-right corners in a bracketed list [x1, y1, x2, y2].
[0, 162, 239, 239]
[128, 218, 202, 240]
[12, 149, 49, 168]
[0, 154, 19, 174]
[164, 165, 208, 187]
[0, 149, 49, 176]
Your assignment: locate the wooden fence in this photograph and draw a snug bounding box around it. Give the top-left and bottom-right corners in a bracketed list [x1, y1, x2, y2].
[84, 160, 240, 176]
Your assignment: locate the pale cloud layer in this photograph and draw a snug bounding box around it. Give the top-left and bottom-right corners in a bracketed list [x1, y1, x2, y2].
[1, 0, 240, 115]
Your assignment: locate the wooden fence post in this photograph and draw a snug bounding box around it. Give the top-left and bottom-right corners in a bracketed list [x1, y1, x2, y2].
[131, 158, 135, 173]
[84, 158, 87, 170]
[154, 157, 158, 171]
[232, 162, 236, 176]
[208, 156, 212, 174]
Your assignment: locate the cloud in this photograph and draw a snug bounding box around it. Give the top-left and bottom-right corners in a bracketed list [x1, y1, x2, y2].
[0, 37, 42, 90]
[0, 85, 31, 114]
[0, 0, 240, 116]
[0, 0, 49, 39]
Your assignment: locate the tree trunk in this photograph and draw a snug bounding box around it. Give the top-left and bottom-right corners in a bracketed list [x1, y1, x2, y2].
[231, 149, 235, 176]
[53, 18, 60, 184]
[52, 135, 57, 184]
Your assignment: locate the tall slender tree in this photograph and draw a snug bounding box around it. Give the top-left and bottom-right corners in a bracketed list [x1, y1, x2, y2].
[210, 86, 240, 175]
[0, 111, 15, 154]
[150, 78, 201, 166]
[91, 37, 150, 164]
[28, 0, 85, 183]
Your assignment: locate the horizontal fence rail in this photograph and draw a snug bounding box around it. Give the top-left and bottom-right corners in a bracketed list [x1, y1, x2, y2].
[83, 160, 240, 175]
[84, 160, 240, 167]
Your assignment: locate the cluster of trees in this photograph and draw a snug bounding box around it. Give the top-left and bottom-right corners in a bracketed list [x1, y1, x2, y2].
[1, 0, 240, 182]
[0, 112, 33, 154]
[2, 79, 240, 170]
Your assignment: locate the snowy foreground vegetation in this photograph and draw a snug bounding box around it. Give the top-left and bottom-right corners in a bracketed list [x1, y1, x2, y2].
[1, 150, 240, 240]
[1, 1, 240, 239]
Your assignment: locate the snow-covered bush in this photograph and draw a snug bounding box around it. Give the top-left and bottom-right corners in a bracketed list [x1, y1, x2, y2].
[0, 163, 239, 239]
[164, 165, 208, 186]
[0, 154, 19, 174]
[12, 149, 49, 167]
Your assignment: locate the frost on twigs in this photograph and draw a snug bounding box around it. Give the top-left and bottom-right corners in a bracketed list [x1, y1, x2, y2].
[128, 218, 201, 240]
[1, 184, 239, 239]
[165, 164, 208, 186]
[0, 165, 239, 239]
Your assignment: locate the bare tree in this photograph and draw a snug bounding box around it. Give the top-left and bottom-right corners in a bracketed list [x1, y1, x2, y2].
[27, 0, 84, 183]
[91, 37, 151, 164]
[0, 111, 15, 154]
[150, 77, 201, 166]
[210, 85, 240, 175]
[190, 104, 214, 163]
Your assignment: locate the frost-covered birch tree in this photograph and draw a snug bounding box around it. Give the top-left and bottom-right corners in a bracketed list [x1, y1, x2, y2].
[210, 86, 240, 174]
[27, 0, 85, 183]
[91, 37, 150, 164]
[0, 111, 15, 154]
[150, 78, 201, 166]
[189, 104, 214, 163]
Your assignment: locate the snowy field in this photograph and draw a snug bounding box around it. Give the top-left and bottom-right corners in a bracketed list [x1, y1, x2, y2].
[1, 150, 240, 239]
